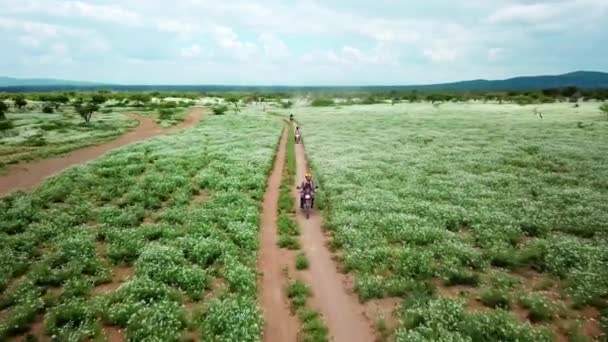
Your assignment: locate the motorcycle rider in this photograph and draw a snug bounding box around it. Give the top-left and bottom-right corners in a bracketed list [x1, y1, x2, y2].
[289, 114, 294, 122]
[300, 172, 315, 209]
[294, 126, 302, 143]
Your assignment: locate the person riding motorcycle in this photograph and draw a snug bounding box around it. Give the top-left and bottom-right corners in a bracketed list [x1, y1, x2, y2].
[289, 114, 294, 122]
[294, 126, 302, 143]
[300, 172, 315, 209]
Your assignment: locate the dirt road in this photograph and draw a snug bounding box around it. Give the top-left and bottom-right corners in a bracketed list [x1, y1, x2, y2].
[0, 107, 205, 197]
[293, 141, 375, 342]
[258, 129, 299, 342]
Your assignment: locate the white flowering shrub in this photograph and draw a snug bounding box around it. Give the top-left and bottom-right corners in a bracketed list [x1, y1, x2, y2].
[294, 103, 608, 336]
[0, 112, 281, 340]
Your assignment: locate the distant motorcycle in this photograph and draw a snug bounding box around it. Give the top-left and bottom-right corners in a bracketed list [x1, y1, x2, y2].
[295, 133, 302, 144]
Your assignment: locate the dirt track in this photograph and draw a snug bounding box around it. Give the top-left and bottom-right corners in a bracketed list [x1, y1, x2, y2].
[293, 140, 375, 341]
[0, 107, 205, 197]
[258, 128, 299, 342]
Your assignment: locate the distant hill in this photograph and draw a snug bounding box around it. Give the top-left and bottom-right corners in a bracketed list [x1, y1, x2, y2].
[406, 71, 608, 91]
[0, 71, 607, 92]
[0, 77, 103, 87]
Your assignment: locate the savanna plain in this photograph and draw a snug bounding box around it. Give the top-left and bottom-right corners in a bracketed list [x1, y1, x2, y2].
[0, 96, 607, 342]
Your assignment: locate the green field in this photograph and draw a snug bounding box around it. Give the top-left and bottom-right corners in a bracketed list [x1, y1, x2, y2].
[0, 111, 281, 341]
[1, 99, 607, 341]
[0, 107, 137, 169]
[292, 102, 608, 341]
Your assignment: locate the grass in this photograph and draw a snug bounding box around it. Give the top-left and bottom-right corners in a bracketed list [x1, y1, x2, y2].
[286, 280, 328, 342]
[296, 253, 310, 270]
[0, 110, 281, 341]
[277, 123, 301, 250]
[292, 102, 608, 340]
[0, 106, 137, 168]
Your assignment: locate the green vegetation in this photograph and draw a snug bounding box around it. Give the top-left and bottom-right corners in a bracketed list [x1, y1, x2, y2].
[0, 111, 281, 341]
[286, 280, 329, 342]
[277, 125, 300, 250]
[294, 102, 608, 340]
[211, 104, 229, 115]
[310, 98, 335, 107]
[601, 103, 608, 119]
[296, 253, 310, 270]
[0, 91, 202, 168]
[0, 108, 137, 168]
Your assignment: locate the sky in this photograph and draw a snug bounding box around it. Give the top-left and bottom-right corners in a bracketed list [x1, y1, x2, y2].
[0, 0, 607, 85]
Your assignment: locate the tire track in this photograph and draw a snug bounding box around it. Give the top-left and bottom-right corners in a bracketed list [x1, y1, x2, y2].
[293, 139, 375, 342]
[258, 127, 299, 342]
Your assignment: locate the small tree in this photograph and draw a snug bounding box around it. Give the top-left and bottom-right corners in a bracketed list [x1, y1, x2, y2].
[91, 94, 107, 106]
[12, 95, 27, 110]
[280, 100, 294, 109]
[600, 103, 608, 120]
[211, 105, 228, 115]
[130, 93, 151, 107]
[42, 104, 54, 114]
[51, 94, 70, 110]
[225, 95, 240, 113]
[74, 101, 99, 123]
[0, 101, 8, 120]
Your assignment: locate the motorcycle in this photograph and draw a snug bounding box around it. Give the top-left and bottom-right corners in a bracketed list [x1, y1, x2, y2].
[297, 186, 318, 219]
[295, 133, 302, 144]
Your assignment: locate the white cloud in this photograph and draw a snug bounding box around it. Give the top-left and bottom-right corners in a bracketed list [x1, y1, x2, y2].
[18, 35, 41, 48]
[157, 19, 200, 40]
[211, 26, 258, 61]
[259, 33, 290, 60]
[5, 0, 142, 25]
[423, 44, 461, 63]
[488, 47, 504, 61]
[485, 0, 608, 29]
[180, 44, 202, 58]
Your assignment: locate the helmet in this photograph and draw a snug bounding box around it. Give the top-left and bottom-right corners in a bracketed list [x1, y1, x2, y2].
[305, 172, 312, 179]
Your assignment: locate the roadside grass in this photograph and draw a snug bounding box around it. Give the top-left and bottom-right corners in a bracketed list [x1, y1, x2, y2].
[287, 280, 329, 342]
[0, 112, 281, 341]
[292, 102, 608, 341]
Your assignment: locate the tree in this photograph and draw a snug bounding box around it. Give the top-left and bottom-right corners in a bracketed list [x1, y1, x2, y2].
[91, 94, 107, 105]
[225, 95, 240, 113]
[600, 103, 608, 120]
[211, 105, 228, 115]
[280, 100, 294, 109]
[13, 95, 27, 110]
[53, 94, 70, 110]
[42, 104, 54, 113]
[0, 101, 8, 120]
[130, 93, 151, 106]
[562, 86, 579, 98]
[74, 101, 99, 123]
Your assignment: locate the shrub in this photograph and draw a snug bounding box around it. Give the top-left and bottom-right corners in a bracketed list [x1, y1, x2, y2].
[444, 269, 480, 287]
[478, 288, 511, 309]
[42, 105, 54, 113]
[0, 120, 13, 130]
[287, 280, 311, 311]
[211, 105, 228, 115]
[296, 253, 310, 270]
[520, 294, 553, 322]
[199, 295, 263, 342]
[310, 98, 334, 107]
[158, 108, 175, 120]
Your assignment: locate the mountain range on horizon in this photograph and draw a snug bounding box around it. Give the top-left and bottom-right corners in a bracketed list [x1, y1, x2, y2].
[1, 71, 607, 92]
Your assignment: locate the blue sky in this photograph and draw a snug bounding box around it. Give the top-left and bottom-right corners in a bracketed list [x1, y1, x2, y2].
[0, 0, 607, 85]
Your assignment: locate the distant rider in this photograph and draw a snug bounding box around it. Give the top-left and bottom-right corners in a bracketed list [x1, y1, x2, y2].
[289, 114, 294, 122]
[300, 172, 315, 208]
